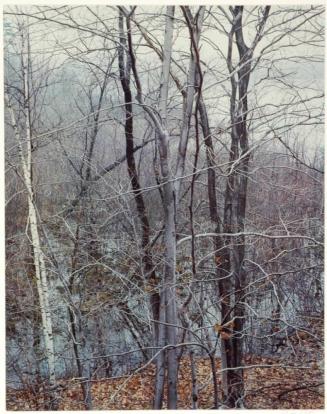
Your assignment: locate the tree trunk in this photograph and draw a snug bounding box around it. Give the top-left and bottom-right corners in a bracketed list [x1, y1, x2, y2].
[6, 27, 58, 409]
[153, 290, 166, 408]
[218, 6, 271, 407]
[118, 8, 161, 359]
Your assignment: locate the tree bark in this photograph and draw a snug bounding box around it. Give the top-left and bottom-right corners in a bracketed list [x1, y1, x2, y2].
[219, 6, 271, 407]
[118, 8, 161, 356]
[6, 26, 58, 409]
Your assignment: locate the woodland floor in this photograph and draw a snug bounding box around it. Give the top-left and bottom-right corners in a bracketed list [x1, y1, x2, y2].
[7, 355, 324, 410]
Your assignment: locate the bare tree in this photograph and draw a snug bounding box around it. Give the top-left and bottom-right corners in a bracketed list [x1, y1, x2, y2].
[4, 5, 324, 411]
[5, 20, 58, 410]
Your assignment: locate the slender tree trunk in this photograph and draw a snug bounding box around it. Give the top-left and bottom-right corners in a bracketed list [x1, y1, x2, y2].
[136, 6, 178, 408]
[68, 307, 93, 409]
[6, 26, 58, 409]
[118, 8, 161, 357]
[218, 6, 270, 407]
[68, 224, 93, 409]
[164, 183, 178, 409]
[126, 6, 205, 408]
[199, 94, 234, 405]
[153, 290, 167, 408]
[174, 7, 205, 205]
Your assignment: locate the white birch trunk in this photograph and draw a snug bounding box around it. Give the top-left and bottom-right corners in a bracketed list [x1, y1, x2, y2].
[5, 26, 57, 403]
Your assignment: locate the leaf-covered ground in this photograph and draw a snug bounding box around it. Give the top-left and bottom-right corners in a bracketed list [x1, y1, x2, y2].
[7, 355, 324, 410]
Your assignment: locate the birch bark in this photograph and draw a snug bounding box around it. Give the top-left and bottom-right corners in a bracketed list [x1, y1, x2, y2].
[5, 25, 57, 409]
